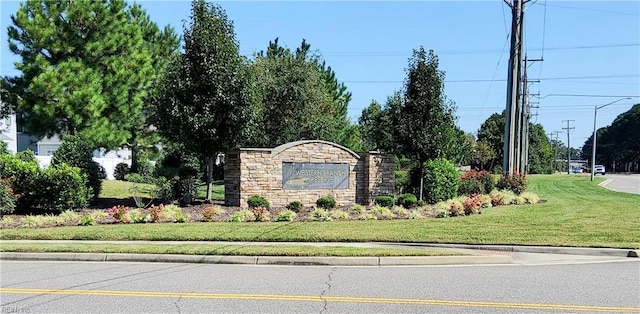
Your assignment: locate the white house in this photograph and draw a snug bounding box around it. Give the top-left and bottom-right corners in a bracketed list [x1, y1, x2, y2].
[0, 114, 18, 154]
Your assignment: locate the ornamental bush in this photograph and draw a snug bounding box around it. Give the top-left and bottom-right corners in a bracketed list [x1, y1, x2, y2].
[0, 152, 40, 212]
[36, 164, 89, 213]
[459, 170, 495, 196]
[374, 195, 394, 208]
[285, 200, 304, 213]
[496, 172, 527, 195]
[247, 195, 270, 210]
[0, 179, 16, 215]
[396, 193, 418, 208]
[52, 135, 102, 200]
[114, 162, 130, 181]
[316, 195, 336, 209]
[423, 158, 460, 204]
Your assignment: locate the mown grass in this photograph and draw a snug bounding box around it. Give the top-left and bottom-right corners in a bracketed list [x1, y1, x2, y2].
[2, 175, 639, 248]
[0, 243, 460, 257]
[100, 180, 157, 199]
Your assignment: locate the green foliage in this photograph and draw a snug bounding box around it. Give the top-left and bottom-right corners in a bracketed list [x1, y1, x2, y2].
[124, 173, 149, 183]
[398, 48, 460, 164]
[497, 172, 528, 195]
[391, 205, 410, 218]
[150, 0, 252, 201]
[276, 210, 296, 222]
[349, 203, 366, 214]
[371, 205, 395, 219]
[422, 158, 460, 204]
[4, 0, 179, 151]
[396, 193, 418, 208]
[0, 141, 9, 155]
[247, 195, 271, 210]
[38, 164, 90, 213]
[229, 209, 254, 222]
[285, 201, 304, 213]
[0, 153, 39, 211]
[114, 163, 130, 181]
[329, 210, 350, 221]
[374, 195, 394, 208]
[247, 38, 355, 149]
[129, 208, 150, 223]
[0, 179, 17, 215]
[477, 111, 555, 173]
[582, 104, 640, 170]
[308, 208, 330, 221]
[521, 192, 541, 204]
[80, 214, 96, 226]
[51, 135, 102, 200]
[316, 195, 337, 209]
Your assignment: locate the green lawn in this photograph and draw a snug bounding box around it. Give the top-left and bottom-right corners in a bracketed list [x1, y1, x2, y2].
[2, 175, 639, 248]
[100, 180, 157, 199]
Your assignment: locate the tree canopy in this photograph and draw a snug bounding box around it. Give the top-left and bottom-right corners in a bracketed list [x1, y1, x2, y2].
[149, 0, 253, 200]
[2, 0, 178, 154]
[582, 104, 640, 171]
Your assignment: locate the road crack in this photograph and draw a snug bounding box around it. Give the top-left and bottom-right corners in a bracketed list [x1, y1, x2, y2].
[174, 294, 182, 314]
[320, 267, 336, 314]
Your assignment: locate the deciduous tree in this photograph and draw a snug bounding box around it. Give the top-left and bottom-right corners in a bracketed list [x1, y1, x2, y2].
[150, 0, 253, 201]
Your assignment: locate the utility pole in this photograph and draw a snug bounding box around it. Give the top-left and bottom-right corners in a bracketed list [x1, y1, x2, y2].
[562, 120, 575, 174]
[552, 130, 560, 172]
[502, 0, 527, 175]
[519, 55, 542, 174]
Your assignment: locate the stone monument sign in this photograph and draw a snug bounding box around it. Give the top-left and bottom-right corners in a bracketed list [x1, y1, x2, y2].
[224, 140, 394, 207]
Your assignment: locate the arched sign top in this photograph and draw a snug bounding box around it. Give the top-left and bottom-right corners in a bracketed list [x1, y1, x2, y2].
[271, 140, 360, 159]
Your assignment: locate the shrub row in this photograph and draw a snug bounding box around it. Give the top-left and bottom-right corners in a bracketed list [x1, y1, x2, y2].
[0, 153, 90, 214]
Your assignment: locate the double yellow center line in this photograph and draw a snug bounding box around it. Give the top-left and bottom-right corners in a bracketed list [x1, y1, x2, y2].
[2, 288, 638, 312]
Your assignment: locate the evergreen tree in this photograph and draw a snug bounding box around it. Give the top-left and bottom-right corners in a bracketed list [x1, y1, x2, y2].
[3, 0, 179, 162]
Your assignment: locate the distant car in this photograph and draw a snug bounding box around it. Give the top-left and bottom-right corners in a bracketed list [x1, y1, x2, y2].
[594, 165, 606, 175]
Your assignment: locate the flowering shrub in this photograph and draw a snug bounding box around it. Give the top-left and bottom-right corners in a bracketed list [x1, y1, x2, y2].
[202, 205, 225, 222]
[459, 170, 495, 196]
[0, 178, 17, 215]
[463, 195, 484, 215]
[149, 204, 164, 222]
[252, 206, 270, 222]
[497, 172, 527, 195]
[108, 205, 131, 223]
[490, 190, 505, 206]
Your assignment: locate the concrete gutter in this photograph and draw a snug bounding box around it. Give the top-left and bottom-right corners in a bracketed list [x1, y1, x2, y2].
[395, 243, 639, 258]
[0, 252, 512, 266]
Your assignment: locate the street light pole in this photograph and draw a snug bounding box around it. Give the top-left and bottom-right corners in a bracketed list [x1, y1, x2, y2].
[590, 97, 632, 181]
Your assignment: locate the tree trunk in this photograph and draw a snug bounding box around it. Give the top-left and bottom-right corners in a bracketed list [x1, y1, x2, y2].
[419, 167, 424, 201]
[206, 156, 214, 201]
[131, 145, 138, 174]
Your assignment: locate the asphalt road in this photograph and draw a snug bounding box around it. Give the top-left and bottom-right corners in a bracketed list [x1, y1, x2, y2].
[2, 259, 639, 313]
[599, 174, 640, 195]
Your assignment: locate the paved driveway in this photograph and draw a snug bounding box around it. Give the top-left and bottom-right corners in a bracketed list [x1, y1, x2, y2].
[599, 174, 640, 195]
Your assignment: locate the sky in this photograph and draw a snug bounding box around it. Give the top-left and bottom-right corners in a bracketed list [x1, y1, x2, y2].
[1, 0, 639, 150]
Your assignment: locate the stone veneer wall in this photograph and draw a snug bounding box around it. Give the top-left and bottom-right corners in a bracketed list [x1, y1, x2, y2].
[224, 140, 394, 208]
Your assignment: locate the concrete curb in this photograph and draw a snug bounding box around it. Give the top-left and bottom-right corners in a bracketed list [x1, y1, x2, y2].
[395, 243, 639, 258]
[0, 252, 513, 266]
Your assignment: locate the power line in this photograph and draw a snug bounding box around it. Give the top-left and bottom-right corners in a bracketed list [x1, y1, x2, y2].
[342, 74, 638, 84]
[532, 2, 640, 16]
